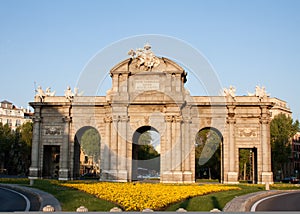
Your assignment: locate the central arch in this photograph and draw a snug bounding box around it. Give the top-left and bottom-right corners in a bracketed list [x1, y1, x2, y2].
[132, 126, 160, 181]
[195, 127, 223, 182]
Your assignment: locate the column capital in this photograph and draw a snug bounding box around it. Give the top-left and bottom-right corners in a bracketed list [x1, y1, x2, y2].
[174, 115, 183, 123]
[260, 118, 270, 124]
[226, 117, 236, 124]
[62, 116, 72, 123]
[112, 115, 120, 122]
[120, 115, 130, 122]
[183, 117, 192, 124]
[104, 116, 112, 123]
[164, 115, 173, 122]
[33, 116, 42, 123]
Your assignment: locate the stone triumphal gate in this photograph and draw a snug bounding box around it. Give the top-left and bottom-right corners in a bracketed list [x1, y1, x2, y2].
[29, 45, 288, 184]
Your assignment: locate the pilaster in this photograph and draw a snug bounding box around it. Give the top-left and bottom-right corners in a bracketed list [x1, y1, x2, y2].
[59, 116, 71, 180]
[29, 110, 42, 179]
[226, 106, 238, 184]
[260, 106, 273, 184]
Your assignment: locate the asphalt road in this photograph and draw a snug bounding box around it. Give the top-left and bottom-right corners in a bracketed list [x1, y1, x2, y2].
[0, 187, 30, 211]
[254, 191, 300, 211]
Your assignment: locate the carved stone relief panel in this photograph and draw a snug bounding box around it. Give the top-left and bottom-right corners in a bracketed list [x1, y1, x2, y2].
[44, 126, 63, 136]
[237, 127, 259, 139]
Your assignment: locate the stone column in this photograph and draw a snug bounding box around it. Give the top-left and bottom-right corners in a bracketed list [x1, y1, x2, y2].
[183, 118, 193, 183]
[174, 116, 182, 171]
[110, 115, 119, 179]
[29, 109, 42, 179]
[162, 115, 173, 182]
[260, 106, 273, 184]
[118, 115, 128, 181]
[59, 116, 71, 180]
[103, 116, 112, 179]
[173, 116, 183, 182]
[226, 107, 238, 183]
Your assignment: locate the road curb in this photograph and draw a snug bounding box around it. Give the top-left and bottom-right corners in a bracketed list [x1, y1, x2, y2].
[223, 190, 299, 212]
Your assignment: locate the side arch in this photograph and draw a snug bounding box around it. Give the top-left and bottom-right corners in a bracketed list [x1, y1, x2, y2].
[73, 126, 101, 179]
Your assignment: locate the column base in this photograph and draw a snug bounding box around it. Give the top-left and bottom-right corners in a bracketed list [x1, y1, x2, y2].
[29, 167, 40, 178]
[183, 171, 194, 183]
[225, 172, 239, 184]
[161, 171, 173, 183]
[117, 170, 128, 182]
[260, 172, 274, 184]
[59, 169, 69, 180]
[173, 171, 183, 183]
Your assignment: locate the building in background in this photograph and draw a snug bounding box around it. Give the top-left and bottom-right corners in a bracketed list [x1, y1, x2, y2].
[269, 98, 292, 118]
[291, 132, 300, 179]
[0, 100, 33, 130]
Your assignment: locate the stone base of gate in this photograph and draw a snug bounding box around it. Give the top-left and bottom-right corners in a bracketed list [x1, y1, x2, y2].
[183, 171, 194, 183]
[226, 172, 239, 184]
[117, 170, 128, 182]
[161, 171, 192, 183]
[58, 169, 69, 180]
[260, 172, 274, 184]
[29, 167, 40, 178]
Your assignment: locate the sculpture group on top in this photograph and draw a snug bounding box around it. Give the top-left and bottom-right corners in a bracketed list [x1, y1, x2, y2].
[128, 43, 160, 71]
[35, 85, 82, 102]
[222, 85, 270, 101]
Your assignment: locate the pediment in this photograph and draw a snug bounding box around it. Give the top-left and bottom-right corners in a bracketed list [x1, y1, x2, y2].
[110, 57, 186, 77]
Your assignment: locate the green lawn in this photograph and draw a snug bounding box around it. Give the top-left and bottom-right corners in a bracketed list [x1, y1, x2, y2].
[1, 178, 300, 212]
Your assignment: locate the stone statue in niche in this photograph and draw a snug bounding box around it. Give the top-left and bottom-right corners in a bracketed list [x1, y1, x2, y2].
[128, 43, 160, 71]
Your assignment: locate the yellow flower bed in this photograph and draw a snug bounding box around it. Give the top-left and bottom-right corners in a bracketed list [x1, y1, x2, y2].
[62, 182, 239, 211]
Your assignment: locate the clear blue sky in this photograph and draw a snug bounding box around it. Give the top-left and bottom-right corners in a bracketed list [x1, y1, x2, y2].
[1, 0, 299, 120]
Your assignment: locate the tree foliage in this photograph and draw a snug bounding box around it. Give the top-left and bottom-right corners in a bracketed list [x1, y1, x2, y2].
[137, 131, 159, 160]
[0, 122, 33, 175]
[238, 149, 251, 180]
[270, 113, 300, 177]
[80, 128, 101, 163]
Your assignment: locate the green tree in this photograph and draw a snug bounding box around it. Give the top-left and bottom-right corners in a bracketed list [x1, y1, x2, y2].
[0, 123, 13, 173]
[81, 128, 101, 163]
[239, 149, 251, 180]
[0, 122, 32, 175]
[270, 113, 299, 178]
